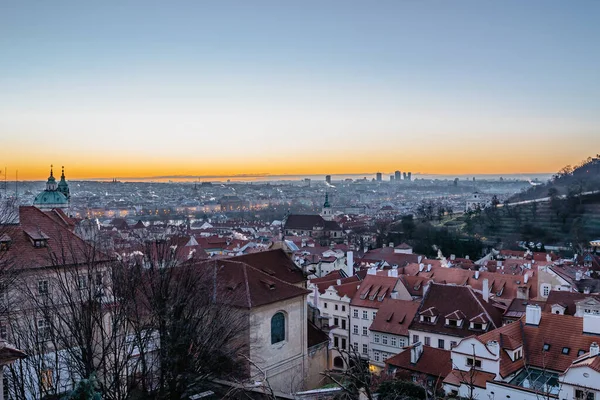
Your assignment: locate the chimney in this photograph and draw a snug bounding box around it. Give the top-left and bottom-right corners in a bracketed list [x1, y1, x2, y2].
[517, 286, 530, 300]
[427, 264, 432, 272]
[525, 304, 542, 326]
[411, 342, 423, 364]
[336, 279, 341, 285]
[482, 278, 489, 303]
[465, 255, 470, 260]
[313, 285, 319, 308]
[419, 263, 425, 272]
[388, 269, 398, 278]
[576, 271, 583, 281]
[474, 270, 480, 280]
[389, 242, 394, 248]
[383, 243, 387, 248]
[524, 273, 529, 284]
[590, 342, 599, 357]
[418, 255, 423, 264]
[368, 267, 377, 275]
[346, 251, 354, 277]
[364, 246, 369, 255]
[450, 254, 456, 261]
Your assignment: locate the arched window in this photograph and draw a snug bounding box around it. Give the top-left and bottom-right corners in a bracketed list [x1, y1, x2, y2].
[271, 312, 285, 344]
[333, 356, 344, 369]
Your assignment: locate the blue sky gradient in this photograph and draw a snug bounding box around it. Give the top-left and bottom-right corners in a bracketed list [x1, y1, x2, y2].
[1, 1, 599, 178]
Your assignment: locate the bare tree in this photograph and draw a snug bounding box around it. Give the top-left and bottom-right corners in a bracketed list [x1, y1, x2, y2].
[320, 344, 375, 400]
[118, 239, 251, 399]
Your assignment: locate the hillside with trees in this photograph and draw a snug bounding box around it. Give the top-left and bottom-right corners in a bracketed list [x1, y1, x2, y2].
[456, 156, 600, 251]
[510, 155, 600, 202]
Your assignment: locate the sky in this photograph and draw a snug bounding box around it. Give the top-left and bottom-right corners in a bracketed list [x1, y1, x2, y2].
[1, 1, 599, 180]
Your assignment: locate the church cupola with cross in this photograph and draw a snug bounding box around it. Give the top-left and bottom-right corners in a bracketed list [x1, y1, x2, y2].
[33, 165, 70, 211]
[321, 193, 333, 221]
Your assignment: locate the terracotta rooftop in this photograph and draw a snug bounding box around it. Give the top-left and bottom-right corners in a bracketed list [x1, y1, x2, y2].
[409, 283, 503, 338]
[386, 345, 452, 379]
[229, 248, 306, 285]
[369, 298, 420, 337]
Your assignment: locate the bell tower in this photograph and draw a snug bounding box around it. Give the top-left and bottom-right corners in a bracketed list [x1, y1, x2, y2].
[321, 193, 333, 221]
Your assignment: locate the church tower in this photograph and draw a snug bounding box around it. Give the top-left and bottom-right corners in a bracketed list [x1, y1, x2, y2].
[321, 193, 333, 221]
[33, 165, 70, 211]
[57, 166, 70, 200]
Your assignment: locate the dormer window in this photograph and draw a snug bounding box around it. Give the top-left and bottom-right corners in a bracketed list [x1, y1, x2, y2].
[562, 347, 570, 355]
[0, 234, 11, 251]
[578, 349, 586, 357]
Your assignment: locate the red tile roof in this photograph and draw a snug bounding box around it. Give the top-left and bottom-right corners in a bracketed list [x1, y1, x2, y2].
[1, 206, 110, 270]
[369, 298, 420, 337]
[479, 313, 600, 376]
[386, 345, 452, 379]
[194, 259, 309, 309]
[350, 274, 402, 309]
[229, 249, 306, 285]
[409, 283, 503, 338]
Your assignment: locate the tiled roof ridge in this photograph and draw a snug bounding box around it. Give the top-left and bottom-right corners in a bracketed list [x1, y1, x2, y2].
[468, 285, 498, 330]
[241, 261, 252, 308]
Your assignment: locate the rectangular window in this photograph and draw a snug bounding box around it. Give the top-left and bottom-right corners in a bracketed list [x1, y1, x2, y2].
[341, 319, 346, 329]
[335, 304, 339, 311]
[334, 317, 339, 326]
[0, 325, 6, 339]
[391, 337, 397, 347]
[342, 305, 346, 312]
[354, 342, 358, 352]
[374, 334, 380, 343]
[374, 351, 380, 362]
[575, 389, 595, 400]
[353, 325, 359, 334]
[362, 311, 368, 319]
[334, 336, 339, 348]
[413, 334, 419, 344]
[353, 309, 359, 318]
[466, 358, 482, 368]
[451, 341, 457, 348]
[399, 338, 405, 347]
[95, 272, 103, 286]
[362, 326, 368, 336]
[424, 336, 430, 346]
[372, 311, 377, 320]
[362, 344, 368, 355]
[324, 302, 328, 309]
[341, 338, 346, 350]
[38, 319, 51, 341]
[438, 339, 445, 349]
[77, 275, 88, 290]
[382, 335, 388, 345]
[38, 280, 49, 295]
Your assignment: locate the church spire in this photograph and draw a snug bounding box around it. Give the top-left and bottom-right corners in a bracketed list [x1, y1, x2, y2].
[61, 165, 65, 179]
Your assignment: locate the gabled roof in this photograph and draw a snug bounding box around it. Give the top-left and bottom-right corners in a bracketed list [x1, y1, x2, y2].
[386, 345, 452, 378]
[479, 313, 600, 376]
[0, 206, 110, 270]
[369, 298, 420, 336]
[229, 249, 306, 285]
[543, 291, 600, 315]
[195, 259, 309, 309]
[409, 283, 503, 338]
[284, 214, 327, 231]
[350, 274, 401, 309]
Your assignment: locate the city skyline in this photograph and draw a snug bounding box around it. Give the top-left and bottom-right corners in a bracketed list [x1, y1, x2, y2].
[2, 1, 599, 179]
